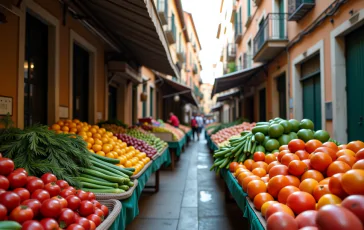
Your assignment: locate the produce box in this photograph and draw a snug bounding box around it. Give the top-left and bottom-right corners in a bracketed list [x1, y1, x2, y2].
[152, 146, 168, 160]
[131, 160, 153, 179]
[152, 132, 174, 142]
[95, 179, 138, 200]
[97, 199, 122, 230]
[138, 118, 153, 124]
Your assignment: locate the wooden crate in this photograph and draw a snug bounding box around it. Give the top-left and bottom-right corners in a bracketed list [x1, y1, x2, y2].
[152, 132, 174, 142]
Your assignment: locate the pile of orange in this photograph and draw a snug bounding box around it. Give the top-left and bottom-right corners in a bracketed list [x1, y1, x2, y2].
[51, 119, 150, 175]
[230, 139, 364, 227]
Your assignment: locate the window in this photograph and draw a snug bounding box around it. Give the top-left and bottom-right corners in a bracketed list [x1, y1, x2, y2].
[247, 40, 252, 68]
[149, 87, 154, 117]
[247, 0, 251, 17]
[142, 84, 147, 117]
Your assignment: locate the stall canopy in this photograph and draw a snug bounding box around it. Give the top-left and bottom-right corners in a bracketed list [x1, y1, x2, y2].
[210, 104, 223, 113]
[216, 90, 240, 102]
[65, 0, 179, 77]
[157, 76, 199, 107]
[211, 64, 264, 98]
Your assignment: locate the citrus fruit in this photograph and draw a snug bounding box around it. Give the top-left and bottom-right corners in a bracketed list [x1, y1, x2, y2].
[268, 124, 284, 138]
[265, 139, 280, 152]
[297, 129, 314, 142]
[278, 134, 291, 146]
[289, 119, 300, 132]
[300, 119, 314, 130]
[279, 120, 292, 134]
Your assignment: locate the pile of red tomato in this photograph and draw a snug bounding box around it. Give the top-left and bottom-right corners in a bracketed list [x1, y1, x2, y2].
[230, 139, 364, 230]
[0, 155, 109, 230]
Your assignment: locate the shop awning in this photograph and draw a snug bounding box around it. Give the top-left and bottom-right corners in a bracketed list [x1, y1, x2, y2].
[211, 64, 264, 97]
[66, 0, 179, 77]
[210, 104, 223, 113]
[216, 90, 241, 102]
[157, 76, 199, 107]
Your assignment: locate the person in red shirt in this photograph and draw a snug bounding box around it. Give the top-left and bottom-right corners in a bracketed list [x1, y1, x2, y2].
[168, 112, 180, 128]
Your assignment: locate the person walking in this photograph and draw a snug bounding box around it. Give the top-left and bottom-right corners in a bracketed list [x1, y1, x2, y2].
[195, 113, 204, 141]
[168, 112, 180, 128]
[190, 114, 198, 141]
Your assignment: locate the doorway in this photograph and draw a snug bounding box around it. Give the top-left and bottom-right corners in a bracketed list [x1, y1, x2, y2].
[108, 86, 117, 120]
[259, 88, 266, 121]
[244, 96, 254, 122]
[24, 13, 48, 127]
[72, 44, 89, 122]
[302, 73, 321, 130]
[277, 74, 286, 119]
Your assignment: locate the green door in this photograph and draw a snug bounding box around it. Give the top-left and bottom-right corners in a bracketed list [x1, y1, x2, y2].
[149, 87, 154, 117]
[346, 25, 364, 141]
[277, 74, 286, 119]
[259, 88, 266, 121]
[278, 0, 285, 39]
[302, 74, 321, 130]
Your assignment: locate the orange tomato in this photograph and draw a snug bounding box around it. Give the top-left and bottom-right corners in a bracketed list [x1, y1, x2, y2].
[253, 152, 266, 162]
[313, 184, 331, 201]
[261, 176, 269, 183]
[253, 193, 274, 211]
[295, 150, 310, 160]
[237, 172, 253, 186]
[244, 159, 255, 171]
[242, 175, 261, 192]
[310, 152, 332, 172]
[355, 148, 364, 161]
[61, 126, 69, 132]
[328, 173, 348, 199]
[338, 144, 347, 150]
[288, 139, 305, 153]
[267, 175, 290, 198]
[288, 160, 308, 176]
[265, 203, 295, 220]
[326, 161, 351, 177]
[269, 165, 289, 178]
[301, 170, 324, 182]
[316, 194, 342, 210]
[341, 169, 364, 195]
[322, 141, 339, 152]
[318, 177, 331, 185]
[252, 168, 267, 178]
[279, 145, 289, 152]
[51, 124, 61, 131]
[265, 154, 277, 164]
[267, 161, 282, 173]
[247, 180, 267, 200]
[313, 147, 337, 161]
[337, 155, 356, 167]
[251, 161, 268, 171]
[235, 168, 250, 178]
[96, 151, 105, 157]
[229, 162, 240, 172]
[281, 153, 300, 166]
[336, 149, 356, 158]
[305, 140, 322, 153]
[278, 150, 291, 162]
[285, 175, 301, 187]
[102, 144, 112, 154]
[299, 178, 319, 195]
[347, 141, 364, 153]
[352, 159, 364, 170]
[278, 185, 300, 204]
[261, 201, 278, 217]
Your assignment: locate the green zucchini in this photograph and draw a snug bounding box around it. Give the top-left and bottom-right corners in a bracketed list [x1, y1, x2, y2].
[82, 169, 126, 184]
[123, 168, 136, 172]
[90, 155, 133, 176]
[81, 188, 125, 193]
[80, 174, 110, 183]
[0, 221, 22, 230]
[89, 165, 122, 178]
[77, 177, 119, 188]
[91, 153, 120, 164]
[119, 185, 129, 191]
[90, 159, 129, 178]
[128, 181, 135, 187]
[81, 182, 114, 189]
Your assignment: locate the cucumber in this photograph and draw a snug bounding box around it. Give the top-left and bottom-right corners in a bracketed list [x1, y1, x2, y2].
[128, 181, 134, 187]
[0, 221, 22, 230]
[81, 188, 125, 193]
[80, 174, 110, 183]
[219, 158, 230, 169]
[82, 169, 127, 184]
[81, 182, 114, 189]
[252, 125, 269, 135]
[123, 168, 136, 172]
[119, 185, 129, 191]
[90, 155, 133, 176]
[89, 165, 124, 178]
[90, 159, 129, 178]
[91, 153, 120, 164]
[77, 177, 119, 188]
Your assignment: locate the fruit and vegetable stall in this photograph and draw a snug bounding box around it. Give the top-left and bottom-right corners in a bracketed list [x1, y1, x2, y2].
[0, 117, 191, 230]
[206, 117, 364, 230]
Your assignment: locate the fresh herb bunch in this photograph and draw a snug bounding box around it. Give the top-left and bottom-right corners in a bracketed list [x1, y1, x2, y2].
[0, 125, 92, 186]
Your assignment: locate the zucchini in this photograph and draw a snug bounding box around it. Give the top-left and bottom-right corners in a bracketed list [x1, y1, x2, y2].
[81, 188, 125, 193]
[77, 177, 119, 188]
[90, 155, 133, 176]
[252, 125, 269, 135]
[89, 165, 123, 178]
[119, 185, 129, 191]
[82, 169, 127, 184]
[90, 159, 129, 178]
[80, 174, 110, 183]
[127, 181, 134, 187]
[81, 182, 114, 189]
[91, 153, 120, 164]
[0, 221, 22, 230]
[122, 168, 135, 172]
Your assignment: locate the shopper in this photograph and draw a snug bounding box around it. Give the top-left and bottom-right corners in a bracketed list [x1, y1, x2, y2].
[168, 112, 180, 128]
[191, 114, 198, 141]
[196, 113, 204, 141]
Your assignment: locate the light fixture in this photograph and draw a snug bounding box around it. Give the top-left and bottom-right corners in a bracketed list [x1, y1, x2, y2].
[174, 95, 180, 102]
[30, 63, 34, 69]
[24, 61, 28, 69]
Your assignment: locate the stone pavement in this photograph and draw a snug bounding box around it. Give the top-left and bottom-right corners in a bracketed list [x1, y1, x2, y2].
[127, 134, 249, 230]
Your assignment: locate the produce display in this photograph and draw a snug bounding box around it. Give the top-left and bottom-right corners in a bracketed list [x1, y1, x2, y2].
[178, 124, 191, 134]
[99, 124, 126, 134]
[0, 157, 109, 229]
[115, 133, 158, 158]
[152, 123, 185, 141]
[207, 119, 248, 136]
[125, 128, 168, 153]
[211, 122, 256, 146]
[51, 120, 151, 175]
[228, 138, 364, 229]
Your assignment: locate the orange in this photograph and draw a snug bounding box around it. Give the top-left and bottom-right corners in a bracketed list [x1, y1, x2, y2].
[96, 151, 105, 157]
[347, 141, 364, 153]
[316, 194, 342, 210]
[326, 161, 351, 177]
[267, 175, 290, 198]
[87, 142, 92, 149]
[51, 124, 61, 131]
[102, 144, 112, 154]
[57, 120, 64, 126]
[92, 144, 102, 152]
[247, 180, 267, 199]
[299, 178, 319, 195]
[124, 160, 132, 168]
[341, 169, 364, 195]
[265, 154, 277, 164]
[106, 152, 115, 159]
[253, 193, 274, 211]
[93, 133, 102, 139]
[278, 185, 300, 204]
[242, 175, 261, 192]
[86, 132, 92, 137]
[86, 137, 95, 145]
[288, 160, 308, 176]
[90, 128, 97, 134]
[69, 123, 76, 128]
[252, 168, 267, 177]
[244, 159, 255, 171]
[313, 184, 331, 202]
[261, 201, 278, 217]
[337, 155, 356, 167]
[61, 126, 69, 132]
[56, 130, 63, 134]
[352, 159, 364, 170]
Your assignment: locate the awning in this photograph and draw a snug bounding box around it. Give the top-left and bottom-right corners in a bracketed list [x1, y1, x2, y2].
[211, 64, 264, 97]
[210, 104, 223, 113]
[157, 76, 199, 107]
[216, 90, 240, 102]
[66, 0, 179, 77]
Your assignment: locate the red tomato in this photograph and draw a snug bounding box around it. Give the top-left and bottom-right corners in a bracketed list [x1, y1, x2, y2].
[41, 173, 57, 184]
[60, 189, 74, 198]
[76, 190, 88, 201]
[75, 217, 90, 230]
[13, 168, 28, 176]
[0, 189, 5, 195]
[0, 175, 9, 190]
[22, 220, 43, 230]
[58, 208, 76, 228]
[67, 187, 76, 194]
[40, 218, 60, 230]
[26, 176, 38, 183]
[56, 180, 69, 190]
[21, 199, 41, 217]
[40, 199, 62, 218]
[89, 220, 96, 230]
[100, 205, 109, 217]
[9, 205, 34, 224]
[286, 191, 316, 215]
[31, 189, 50, 203]
[7, 172, 27, 189]
[44, 182, 61, 197]
[341, 195, 364, 225]
[66, 195, 81, 211]
[267, 212, 298, 230]
[13, 188, 30, 202]
[316, 205, 363, 230]
[52, 195, 68, 209]
[295, 210, 318, 228]
[87, 192, 95, 201]
[0, 158, 15, 176]
[87, 214, 101, 226]
[26, 178, 45, 193]
[66, 224, 85, 230]
[288, 139, 305, 153]
[0, 191, 21, 212]
[90, 200, 101, 209]
[94, 208, 104, 219]
[0, 204, 7, 220]
[79, 201, 95, 217]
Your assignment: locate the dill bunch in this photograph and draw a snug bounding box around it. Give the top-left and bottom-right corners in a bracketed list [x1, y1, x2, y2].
[0, 125, 91, 186]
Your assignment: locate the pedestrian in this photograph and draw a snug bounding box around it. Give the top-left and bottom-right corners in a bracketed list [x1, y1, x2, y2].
[196, 113, 204, 141]
[168, 112, 180, 128]
[190, 114, 198, 141]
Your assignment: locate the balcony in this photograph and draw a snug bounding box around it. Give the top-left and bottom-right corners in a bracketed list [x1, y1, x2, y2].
[176, 50, 185, 63]
[253, 0, 262, 6]
[227, 44, 236, 62]
[165, 17, 176, 44]
[156, 0, 168, 25]
[288, 0, 315, 21]
[243, 53, 253, 69]
[253, 13, 288, 62]
[193, 64, 198, 74]
[224, 62, 243, 74]
[234, 22, 243, 44]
